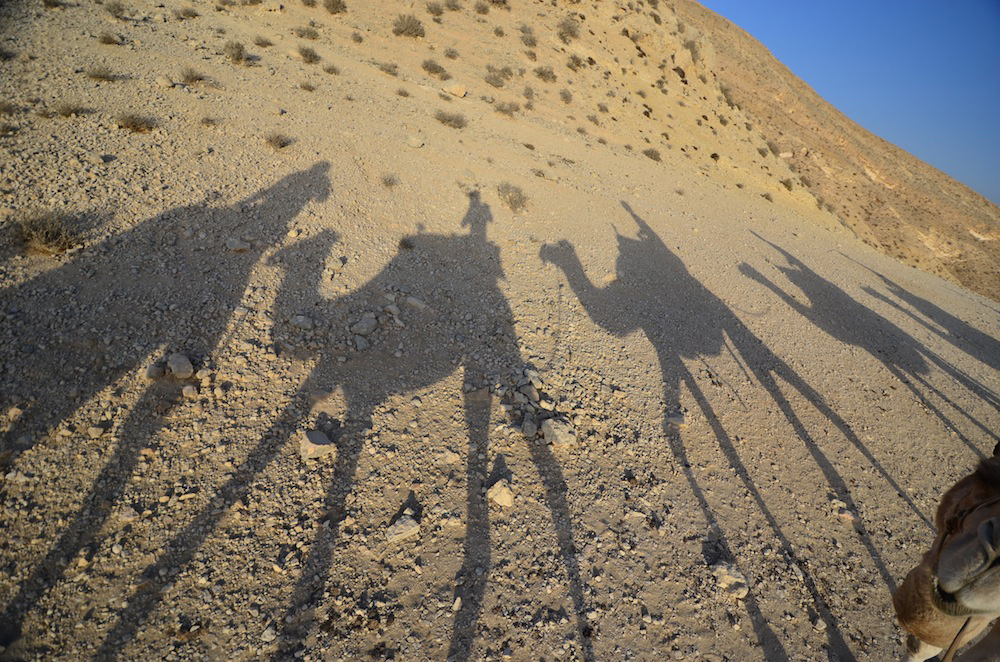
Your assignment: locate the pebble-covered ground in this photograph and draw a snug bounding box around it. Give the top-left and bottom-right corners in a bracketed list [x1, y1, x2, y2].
[1, 1, 999, 660]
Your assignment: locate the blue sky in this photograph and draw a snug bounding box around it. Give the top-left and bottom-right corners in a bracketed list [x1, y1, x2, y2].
[698, 0, 1000, 204]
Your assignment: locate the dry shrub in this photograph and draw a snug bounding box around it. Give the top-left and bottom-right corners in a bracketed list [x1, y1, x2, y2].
[117, 114, 156, 132]
[324, 63, 340, 75]
[422, 59, 448, 78]
[324, 0, 346, 14]
[557, 16, 579, 43]
[474, 1, 488, 14]
[567, 54, 584, 71]
[105, 1, 128, 20]
[534, 66, 556, 82]
[426, 2, 443, 16]
[86, 66, 116, 81]
[55, 103, 89, 117]
[780, 178, 793, 191]
[351, 32, 363, 43]
[0, 123, 17, 136]
[444, 47, 459, 59]
[302, 0, 316, 6]
[377, 62, 399, 76]
[181, 67, 205, 84]
[16, 211, 80, 255]
[445, 0, 461, 8]
[642, 148, 661, 162]
[393, 14, 424, 37]
[0, 101, 16, 115]
[497, 183, 527, 212]
[299, 46, 321, 64]
[43, 0, 63, 9]
[434, 110, 466, 128]
[174, 6, 199, 19]
[224, 41, 247, 65]
[495, 100, 519, 116]
[396, 87, 409, 97]
[254, 36, 273, 47]
[300, 81, 316, 91]
[266, 133, 292, 149]
[97, 32, 121, 45]
[294, 26, 319, 40]
[559, 88, 572, 103]
[381, 174, 400, 188]
[762, 192, 774, 202]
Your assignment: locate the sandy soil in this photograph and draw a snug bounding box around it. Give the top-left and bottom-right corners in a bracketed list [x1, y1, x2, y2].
[1, 1, 998, 660]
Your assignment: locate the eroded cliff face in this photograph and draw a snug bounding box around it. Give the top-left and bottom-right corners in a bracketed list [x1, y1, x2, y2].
[670, 0, 1000, 300]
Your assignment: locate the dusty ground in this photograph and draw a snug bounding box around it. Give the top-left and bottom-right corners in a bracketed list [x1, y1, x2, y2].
[1, 0, 998, 660]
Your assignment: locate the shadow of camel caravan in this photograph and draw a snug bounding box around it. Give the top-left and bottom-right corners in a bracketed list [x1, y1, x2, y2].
[92, 191, 595, 662]
[0, 163, 332, 654]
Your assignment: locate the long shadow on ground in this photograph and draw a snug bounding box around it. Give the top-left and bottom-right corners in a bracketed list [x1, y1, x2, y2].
[540, 201, 942, 661]
[0, 163, 331, 654]
[92, 192, 594, 661]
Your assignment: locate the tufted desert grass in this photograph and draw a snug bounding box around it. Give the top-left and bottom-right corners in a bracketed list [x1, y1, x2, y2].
[86, 66, 116, 81]
[16, 211, 81, 255]
[266, 132, 293, 149]
[299, 46, 321, 64]
[117, 113, 156, 132]
[393, 14, 424, 37]
[324, 0, 346, 14]
[224, 41, 247, 65]
[434, 110, 466, 128]
[497, 183, 527, 212]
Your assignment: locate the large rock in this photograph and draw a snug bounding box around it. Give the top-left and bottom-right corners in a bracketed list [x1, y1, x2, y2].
[386, 515, 420, 544]
[300, 429, 337, 461]
[166, 353, 194, 379]
[541, 418, 576, 447]
[487, 480, 514, 507]
[351, 313, 378, 336]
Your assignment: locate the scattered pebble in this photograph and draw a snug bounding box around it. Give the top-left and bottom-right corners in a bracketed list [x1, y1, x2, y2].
[386, 515, 420, 544]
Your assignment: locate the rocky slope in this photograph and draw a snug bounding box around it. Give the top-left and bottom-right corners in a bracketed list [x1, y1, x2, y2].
[0, 0, 998, 660]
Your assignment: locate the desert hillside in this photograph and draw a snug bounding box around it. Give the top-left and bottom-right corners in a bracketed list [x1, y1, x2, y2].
[1, 0, 998, 660]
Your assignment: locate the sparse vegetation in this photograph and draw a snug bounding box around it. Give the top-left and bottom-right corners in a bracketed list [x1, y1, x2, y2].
[559, 88, 572, 103]
[266, 132, 292, 149]
[294, 26, 319, 40]
[497, 182, 527, 212]
[474, 1, 488, 14]
[534, 66, 556, 82]
[757, 146, 769, 158]
[381, 174, 400, 188]
[324, 0, 346, 13]
[42, 0, 63, 10]
[495, 100, 520, 116]
[201, 117, 218, 127]
[377, 62, 399, 76]
[105, 1, 128, 20]
[55, 103, 89, 117]
[557, 16, 579, 43]
[434, 110, 466, 128]
[762, 192, 774, 202]
[16, 211, 80, 255]
[86, 66, 115, 81]
[116, 113, 156, 132]
[299, 46, 321, 64]
[324, 63, 340, 74]
[0, 123, 17, 137]
[567, 54, 584, 72]
[780, 178, 793, 191]
[642, 148, 661, 162]
[0, 102, 16, 115]
[767, 140, 780, 156]
[444, 48, 459, 59]
[396, 87, 409, 97]
[494, 27, 505, 37]
[174, 6, 199, 19]
[519, 25, 537, 47]
[426, 2, 443, 17]
[302, 0, 316, 6]
[254, 36, 273, 47]
[351, 32, 363, 43]
[97, 32, 121, 45]
[393, 14, 425, 38]
[422, 59, 449, 79]
[300, 81, 316, 92]
[445, 0, 461, 8]
[180, 67, 205, 84]
[224, 41, 247, 65]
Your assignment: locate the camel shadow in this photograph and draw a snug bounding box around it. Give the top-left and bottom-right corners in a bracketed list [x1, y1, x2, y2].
[0, 163, 332, 654]
[541, 201, 930, 661]
[740, 236, 997, 457]
[92, 191, 594, 661]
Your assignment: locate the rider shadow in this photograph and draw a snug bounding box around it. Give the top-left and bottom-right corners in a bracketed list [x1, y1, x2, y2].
[94, 191, 594, 662]
[740, 237, 997, 456]
[541, 201, 920, 661]
[0, 163, 332, 654]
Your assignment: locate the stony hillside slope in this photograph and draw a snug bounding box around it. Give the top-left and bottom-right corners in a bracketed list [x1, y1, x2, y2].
[671, 0, 1000, 300]
[1, 1, 998, 660]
